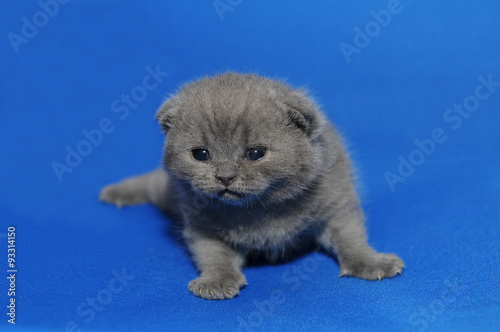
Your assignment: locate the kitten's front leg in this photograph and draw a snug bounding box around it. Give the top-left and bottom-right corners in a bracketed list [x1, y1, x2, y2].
[184, 227, 247, 300]
[318, 205, 405, 281]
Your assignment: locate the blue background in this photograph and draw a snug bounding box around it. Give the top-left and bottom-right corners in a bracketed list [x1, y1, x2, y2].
[1, 1, 499, 331]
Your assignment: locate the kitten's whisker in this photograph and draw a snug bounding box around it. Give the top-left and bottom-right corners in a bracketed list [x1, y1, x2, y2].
[256, 195, 267, 211]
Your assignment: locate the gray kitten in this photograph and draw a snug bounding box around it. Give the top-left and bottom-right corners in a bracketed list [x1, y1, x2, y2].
[100, 73, 404, 300]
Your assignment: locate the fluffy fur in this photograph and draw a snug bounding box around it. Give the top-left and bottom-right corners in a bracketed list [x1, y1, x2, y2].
[100, 73, 404, 300]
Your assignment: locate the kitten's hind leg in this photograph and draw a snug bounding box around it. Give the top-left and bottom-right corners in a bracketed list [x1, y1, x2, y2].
[317, 204, 405, 281]
[99, 168, 169, 209]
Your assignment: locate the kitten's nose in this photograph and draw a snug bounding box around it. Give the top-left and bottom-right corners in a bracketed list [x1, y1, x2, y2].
[216, 175, 236, 187]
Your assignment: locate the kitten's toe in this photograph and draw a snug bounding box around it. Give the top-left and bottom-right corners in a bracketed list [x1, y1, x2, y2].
[340, 253, 405, 281]
[99, 184, 148, 207]
[188, 273, 247, 300]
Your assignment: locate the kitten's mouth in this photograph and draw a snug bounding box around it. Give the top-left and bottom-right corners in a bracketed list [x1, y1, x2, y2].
[217, 189, 246, 200]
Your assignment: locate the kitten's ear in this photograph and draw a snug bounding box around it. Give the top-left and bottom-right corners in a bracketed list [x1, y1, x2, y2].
[283, 92, 324, 138]
[155, 97, 178, 133]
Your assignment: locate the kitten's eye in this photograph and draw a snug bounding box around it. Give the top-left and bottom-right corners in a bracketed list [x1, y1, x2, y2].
[192, 149, 210, 161]
[245, 148, 266, 161]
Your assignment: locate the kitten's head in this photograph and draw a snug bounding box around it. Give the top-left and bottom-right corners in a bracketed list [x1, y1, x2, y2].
[156, 73, 326, 206]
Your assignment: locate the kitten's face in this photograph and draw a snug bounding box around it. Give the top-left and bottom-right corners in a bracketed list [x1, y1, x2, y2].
[157, 74, 325, 206]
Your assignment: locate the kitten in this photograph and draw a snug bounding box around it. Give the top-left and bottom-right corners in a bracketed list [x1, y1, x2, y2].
[99, 73, 404, 300]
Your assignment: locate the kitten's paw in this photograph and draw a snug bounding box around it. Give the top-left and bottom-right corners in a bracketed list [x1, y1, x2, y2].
[99, 183, 148, 208]
[339, 253, 405, 281]
[188, 273, 247, 300]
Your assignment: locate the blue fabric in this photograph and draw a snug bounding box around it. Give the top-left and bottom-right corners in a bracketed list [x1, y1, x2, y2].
[1, 1, 499, 331]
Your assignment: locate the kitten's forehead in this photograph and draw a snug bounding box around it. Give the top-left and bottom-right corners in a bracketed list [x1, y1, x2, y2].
[176, 75, 287, 143]
[198, 104, 279, 148]
[184, 74, 282, 112]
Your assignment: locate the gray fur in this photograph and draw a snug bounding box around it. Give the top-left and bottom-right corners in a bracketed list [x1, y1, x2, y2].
[100, 73, 404, 300]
